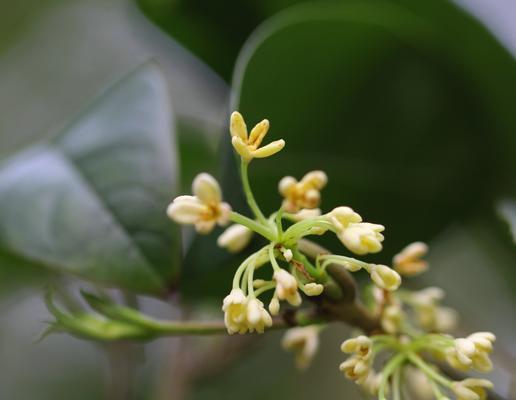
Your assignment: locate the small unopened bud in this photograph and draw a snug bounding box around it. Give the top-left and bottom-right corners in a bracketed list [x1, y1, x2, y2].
[269, 297, 280, 316]
[304, 283, 324, 296]
[370, 265, 401, 291]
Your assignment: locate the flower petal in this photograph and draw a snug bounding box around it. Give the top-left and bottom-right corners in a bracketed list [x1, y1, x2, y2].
[230, 111, 248, 140]
[192, 173, 221, 204]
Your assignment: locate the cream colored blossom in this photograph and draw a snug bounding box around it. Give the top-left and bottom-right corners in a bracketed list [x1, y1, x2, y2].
[274, 269, 302, 306]
[411, 287, 457, 332]
[404, 366, 434, 400]
[268, 296, 280, 316]
[280, 247, 293, 262]
[279, 171, 327, 212]
[370, 265, 401, 291]
[282, 326, 320, 369]
[217, 224, 253, 253]
[167, 173, 231, 233]
[340, 222, 385, 255]
[341, 335, 373, 360]
[288, 208, 322, 221]
[246, 298, 273, 333]
[381, 304, 404, 334]
[230, 111, 285, 162]
[339, 355, 371, 384]
[393, 241, 429, 276]
[446, 332, 495, 372]
[451, 378, 493, 400]
[327, 206, 362, 231]
[304, 283, 324, 296]
[222, 288, 248, 334]
[434, 306, 458, 332]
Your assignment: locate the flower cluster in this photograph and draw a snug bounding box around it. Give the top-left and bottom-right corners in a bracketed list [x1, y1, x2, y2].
[336, 243, 496, 399]
[166, 111, 497, 399]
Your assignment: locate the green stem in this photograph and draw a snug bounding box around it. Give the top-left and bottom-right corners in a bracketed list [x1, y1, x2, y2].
[269, 243, 281, 272]
[275, 208, 284, 240]
[230, 211, 275, 241]
[378, 353, 407, 400]
[254, 284, 276, 297]
[392, 365, 402, 400]
[233, 249, 265, 289]
[292, 248, 324, 280]
[240, 160, 267, 225]
[282, 218, 335, 244]
[429, 376, 447, 400]
[407, 352, 452, 388]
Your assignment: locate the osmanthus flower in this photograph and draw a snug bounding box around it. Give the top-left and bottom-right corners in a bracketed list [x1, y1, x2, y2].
[246, 298, 273, 333]
[217, 224, 253, 253]
[278, 170, 327, 212]
[281, 326, 321, 370]
[163, 111, 497, 400]
[446, 332, 496, 372]
[339, 355, 372, 384]
[369, 264, 401, 291]
[341, 335, 373, 360]
[393, 241, 429, 276]
[222, 288, 248, 334]
[324, 207, 385, 255]
[381, 304, 404, 334]
[409, 287, 458, 332]
[451, 378, 493, 400]
[274, 269, 302, 306]
[230, 111, 285, 162]
[167, 173, 231, 233]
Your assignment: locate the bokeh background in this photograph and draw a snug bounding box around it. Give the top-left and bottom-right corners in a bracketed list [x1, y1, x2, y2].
[0, 0, 515, 399]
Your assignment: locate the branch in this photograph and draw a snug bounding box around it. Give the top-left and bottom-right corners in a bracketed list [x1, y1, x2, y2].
[298, 239, 381, 335]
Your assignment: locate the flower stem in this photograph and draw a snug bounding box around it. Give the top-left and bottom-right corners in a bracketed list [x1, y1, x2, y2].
[230, 211, 275, 241]
[240, 160, 267, 225]
[407, 352, 452, 388]
[378, 353, 407, 400]
[392, 365, 402, 400]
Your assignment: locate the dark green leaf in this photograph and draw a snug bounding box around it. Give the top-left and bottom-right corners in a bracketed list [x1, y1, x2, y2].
[231, 1, 516, 255]
[0, 63, 180, 294]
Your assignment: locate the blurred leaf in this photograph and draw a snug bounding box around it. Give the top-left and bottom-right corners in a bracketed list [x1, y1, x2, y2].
[231, 1, 516, 254]
[183, 0, 516, 300]
[0, 63, 180, 295]
[44, 290, 152, 341]
[136, 0, 333, 80]
[497, 199, 516, 243]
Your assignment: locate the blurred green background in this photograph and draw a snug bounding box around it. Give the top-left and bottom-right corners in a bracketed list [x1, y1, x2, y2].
[0, 0, 515, 399]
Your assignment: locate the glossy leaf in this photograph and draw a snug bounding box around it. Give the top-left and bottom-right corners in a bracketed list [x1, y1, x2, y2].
[231, 1, 516, 255]
[183, 0, 516, 300]
[0, 63, 180, 294]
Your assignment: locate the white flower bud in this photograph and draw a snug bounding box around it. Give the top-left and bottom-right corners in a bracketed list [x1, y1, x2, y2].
[393, 241, 429, 276]
[341, 335, 373, 360]
[370, 265, 401, 291]
[451, 378, 493, 400]
[339, 222, 385, 255]
[217, 224, 253, 253]
[274, 269, 302, 306]
[282, 326, 320, 370]
[268, 297, 280, 316]
[304, 283, 324, 296]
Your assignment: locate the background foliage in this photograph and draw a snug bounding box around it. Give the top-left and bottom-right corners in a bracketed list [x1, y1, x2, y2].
[0, 0, 515, 399]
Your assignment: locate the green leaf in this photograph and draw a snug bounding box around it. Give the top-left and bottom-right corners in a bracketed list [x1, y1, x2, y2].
[0, 63, 180, 294]
[230, 1, 516, 255]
